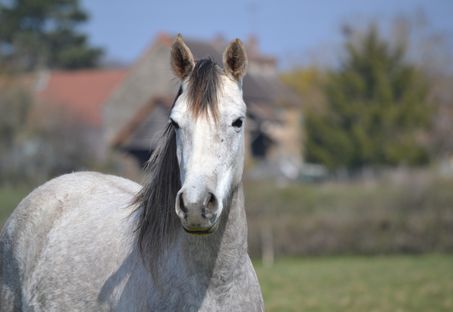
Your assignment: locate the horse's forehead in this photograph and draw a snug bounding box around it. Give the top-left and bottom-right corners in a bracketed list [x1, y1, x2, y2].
[173, 76, 245, 120]
[218, 76, 245, 109]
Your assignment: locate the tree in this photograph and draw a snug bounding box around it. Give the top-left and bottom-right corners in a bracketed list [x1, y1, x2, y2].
[0, 0, 102, 71]
[304, 26, 432, 170]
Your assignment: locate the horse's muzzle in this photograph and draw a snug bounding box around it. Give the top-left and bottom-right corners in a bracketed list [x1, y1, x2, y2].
[175, 188, 220, 234]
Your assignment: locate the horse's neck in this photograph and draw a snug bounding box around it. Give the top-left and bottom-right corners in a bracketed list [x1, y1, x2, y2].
[130, 185, 252, 309]
[176, 184, 248, 283]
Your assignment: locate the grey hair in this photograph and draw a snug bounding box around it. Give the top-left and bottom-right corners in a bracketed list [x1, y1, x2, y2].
[132, 121, 180, 279]
[187, 58, 221, 121]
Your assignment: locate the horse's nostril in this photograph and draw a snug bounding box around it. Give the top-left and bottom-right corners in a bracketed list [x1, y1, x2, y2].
[179, 192, 188, 213]
[207, 192, 217, 211]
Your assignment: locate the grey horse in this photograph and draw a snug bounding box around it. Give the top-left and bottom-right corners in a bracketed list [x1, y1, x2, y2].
[0, 35, 264, 311]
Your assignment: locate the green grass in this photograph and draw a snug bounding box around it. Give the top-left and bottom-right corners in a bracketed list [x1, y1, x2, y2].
[0, 185, 31, 227]
[255, 255, 453, 312]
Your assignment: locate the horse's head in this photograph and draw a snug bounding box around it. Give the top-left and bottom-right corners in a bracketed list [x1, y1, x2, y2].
[169, 35, 247, 234]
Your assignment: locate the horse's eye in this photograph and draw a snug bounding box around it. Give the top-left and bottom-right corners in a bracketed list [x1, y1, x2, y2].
[232, 118, 243, 128]
[169, 118, 180, 129]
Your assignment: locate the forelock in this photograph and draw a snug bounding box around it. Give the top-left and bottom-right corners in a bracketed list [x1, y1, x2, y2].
[187, 58, 221, 121]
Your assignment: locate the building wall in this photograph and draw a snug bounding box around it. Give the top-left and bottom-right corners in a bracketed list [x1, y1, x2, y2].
[255, 107, 303, 179]
[103, 43, 176, 145]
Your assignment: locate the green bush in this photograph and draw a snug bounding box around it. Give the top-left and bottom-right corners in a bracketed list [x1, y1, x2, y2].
[245, 173, 453, 258]
[0, 185, 30, 227]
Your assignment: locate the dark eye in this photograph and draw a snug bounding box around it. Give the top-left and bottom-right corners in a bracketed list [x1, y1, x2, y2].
[232, 118, 243, 128]
[169, 118, 180, 129]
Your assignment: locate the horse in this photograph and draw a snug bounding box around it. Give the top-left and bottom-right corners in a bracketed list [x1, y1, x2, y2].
[0, 35, 264, 312]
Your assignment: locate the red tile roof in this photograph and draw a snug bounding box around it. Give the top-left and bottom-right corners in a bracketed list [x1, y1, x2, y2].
[37, 69, 127, 127]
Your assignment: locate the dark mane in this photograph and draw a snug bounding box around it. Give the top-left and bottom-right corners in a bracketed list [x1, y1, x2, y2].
[133, 59, 222, 277]
[132, 89, 182, 278]
[187, 58, 221, 120]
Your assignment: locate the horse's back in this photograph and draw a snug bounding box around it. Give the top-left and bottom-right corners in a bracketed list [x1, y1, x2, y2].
[0, 172, 141, 311]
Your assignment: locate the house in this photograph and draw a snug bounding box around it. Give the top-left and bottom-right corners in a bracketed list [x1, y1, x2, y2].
[103, 34, 303, 179]
[34, 69, 127, 159]
[36, 69, 127, 128]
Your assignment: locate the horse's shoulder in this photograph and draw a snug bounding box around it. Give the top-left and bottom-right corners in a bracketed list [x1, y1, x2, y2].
[41, 171, 141, 195]
[0, 172, 142, 311]
[6, 171, 137, 221]
[0, 172, 141, 272]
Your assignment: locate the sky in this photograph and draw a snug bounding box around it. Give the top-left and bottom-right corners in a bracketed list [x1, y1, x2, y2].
[80, 0, 453, 69]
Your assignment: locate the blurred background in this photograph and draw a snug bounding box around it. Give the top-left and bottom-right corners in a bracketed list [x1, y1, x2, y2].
[1, 0, 453, 310]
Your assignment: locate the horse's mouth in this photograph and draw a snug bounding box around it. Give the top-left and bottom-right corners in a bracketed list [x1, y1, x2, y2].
[182, 223, 218, 235]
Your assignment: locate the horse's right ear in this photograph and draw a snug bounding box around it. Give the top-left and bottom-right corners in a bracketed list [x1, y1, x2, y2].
[171, 34, 195, 80]
[223, 39, 248, 82]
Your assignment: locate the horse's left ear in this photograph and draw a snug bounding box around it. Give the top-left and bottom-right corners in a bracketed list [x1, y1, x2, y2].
[223, 39, 248, 82]
[171, 34, 195, 80]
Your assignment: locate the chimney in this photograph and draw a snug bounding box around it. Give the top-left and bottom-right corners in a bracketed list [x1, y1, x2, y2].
[247, 34, 259, 58]
[212, 33, 226, 50]
[156, 32, 173, 46]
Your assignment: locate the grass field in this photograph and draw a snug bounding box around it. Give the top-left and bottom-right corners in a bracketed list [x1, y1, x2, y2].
[255, 255, 453, 312]
[1, 186, 453, 311]
[0, 185, 30, 227]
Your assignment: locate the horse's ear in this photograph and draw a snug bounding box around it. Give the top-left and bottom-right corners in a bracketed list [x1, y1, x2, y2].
[171, 34, 195, 80]
[223, 39, 248, 81]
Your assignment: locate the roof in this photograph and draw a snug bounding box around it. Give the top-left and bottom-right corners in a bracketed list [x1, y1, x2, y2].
[157, 33, 301, 108]
[112, 96, 173, 148]
[36, 69, 127, 127]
